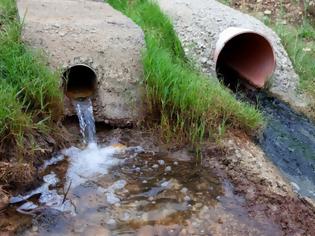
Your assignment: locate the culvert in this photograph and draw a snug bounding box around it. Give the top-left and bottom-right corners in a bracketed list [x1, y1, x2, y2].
[17, 0, 145, 126]
[214, 28, 276, 89]
[63, 64, 97, 100]
[157, 0, 308, 110]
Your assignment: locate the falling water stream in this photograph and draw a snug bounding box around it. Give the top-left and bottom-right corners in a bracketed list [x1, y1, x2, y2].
[73, 99, 96, 144]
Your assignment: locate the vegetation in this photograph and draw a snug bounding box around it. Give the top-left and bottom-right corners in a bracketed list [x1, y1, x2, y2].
[108, 0, 263, 145]
[272, 21, 315, 103]
[0, 0, 63, 158]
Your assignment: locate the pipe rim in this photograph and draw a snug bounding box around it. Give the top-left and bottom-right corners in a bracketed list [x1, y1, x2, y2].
[214, 27, 276, 88]
[62, 64, 97, 99]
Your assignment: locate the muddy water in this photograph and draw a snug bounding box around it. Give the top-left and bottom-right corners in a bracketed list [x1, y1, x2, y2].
[253, 93, 315, 199]
[2, 96, 283, 235]
[6, 143, 278, 236]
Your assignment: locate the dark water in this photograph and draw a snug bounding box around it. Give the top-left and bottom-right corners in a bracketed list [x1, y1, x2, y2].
[255, 93, 315, 199]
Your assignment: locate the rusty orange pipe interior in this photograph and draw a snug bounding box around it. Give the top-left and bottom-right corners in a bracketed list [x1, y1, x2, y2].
[215, 31, 275, 88]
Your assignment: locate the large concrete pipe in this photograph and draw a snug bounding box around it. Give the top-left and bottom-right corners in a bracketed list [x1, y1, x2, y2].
[214, 27, 276, 89]
[157, 0, 308, 109]
[17, 0, 146, 126]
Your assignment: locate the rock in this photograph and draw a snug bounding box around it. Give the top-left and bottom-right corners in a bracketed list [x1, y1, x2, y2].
[17, 0, 146, 126]
[158, 160, 165, 165]
[263, 10, 272, 15]
[152, 164, 159, 169]
[165, 166, 172, 172]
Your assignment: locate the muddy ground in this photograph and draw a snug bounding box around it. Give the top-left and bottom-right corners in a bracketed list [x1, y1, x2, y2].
[1, 120, 315, 235]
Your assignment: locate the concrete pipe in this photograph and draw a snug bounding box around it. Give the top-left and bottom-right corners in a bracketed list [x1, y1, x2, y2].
[157, 0, 308, 110]
[214, 27, 276, 89]
[63, 64, 97, 100]
[17, 0, 146, 126]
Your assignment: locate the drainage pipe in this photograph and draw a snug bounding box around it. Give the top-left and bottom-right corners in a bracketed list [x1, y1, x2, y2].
[17, 0, 146, 126]
[157, 0, 307, 109]
[214, 27, 276, 88]
[62, 64, 97, 100]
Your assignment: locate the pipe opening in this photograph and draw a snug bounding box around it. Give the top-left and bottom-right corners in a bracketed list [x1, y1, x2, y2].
[62, 64, 97, 100]
[215, 32, 275, 91]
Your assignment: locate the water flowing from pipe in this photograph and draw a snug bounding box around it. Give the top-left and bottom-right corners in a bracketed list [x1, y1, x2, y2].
[72, 98, 96, 144]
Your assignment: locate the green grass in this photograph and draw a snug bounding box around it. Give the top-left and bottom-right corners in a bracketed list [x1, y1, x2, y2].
[273, 20, 315, 102]
[108, 0, 263, 145]
[0, 0, 63, 158]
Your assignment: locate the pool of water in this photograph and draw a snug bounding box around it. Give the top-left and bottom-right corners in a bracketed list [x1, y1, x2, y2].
[3, 134, 280, 235]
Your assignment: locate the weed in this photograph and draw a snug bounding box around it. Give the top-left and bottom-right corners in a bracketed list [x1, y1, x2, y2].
[108, 0, 264, 146]
[0, 0, 63, 158]
[273, 20, 315, 105]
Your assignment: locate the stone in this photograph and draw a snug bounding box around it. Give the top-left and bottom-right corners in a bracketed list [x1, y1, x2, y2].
[264, 10, 272, 15]
[17, 0, 146, 126]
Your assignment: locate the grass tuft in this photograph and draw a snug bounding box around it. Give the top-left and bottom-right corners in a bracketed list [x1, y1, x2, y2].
[108, 0, 263, 146]
[0, 0, 63, 158]
[273, 20, 315, 101]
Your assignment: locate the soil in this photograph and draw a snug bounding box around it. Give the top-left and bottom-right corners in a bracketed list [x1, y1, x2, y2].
[229, 0, 308, 25]
[203, 131, 315, 235]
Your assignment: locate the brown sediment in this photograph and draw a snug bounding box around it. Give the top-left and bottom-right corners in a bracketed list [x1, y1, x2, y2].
[204, 132, 315, 235]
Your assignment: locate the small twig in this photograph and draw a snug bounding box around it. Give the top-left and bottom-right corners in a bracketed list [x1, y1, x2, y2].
[62, 180, 72, 204]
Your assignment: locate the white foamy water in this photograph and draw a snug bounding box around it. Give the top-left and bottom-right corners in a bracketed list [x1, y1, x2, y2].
[62, 143, 126, 188]
[11, 144, 127, 214]
[11, 97, 145, 214]
[11, 172, 75, 214]
[73, 98, 96, 144]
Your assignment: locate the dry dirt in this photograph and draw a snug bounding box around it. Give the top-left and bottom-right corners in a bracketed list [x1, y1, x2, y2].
[229, 0, 315, 24]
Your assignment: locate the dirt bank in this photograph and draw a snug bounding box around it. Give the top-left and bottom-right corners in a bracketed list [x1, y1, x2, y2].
[204, 132, 315, 235]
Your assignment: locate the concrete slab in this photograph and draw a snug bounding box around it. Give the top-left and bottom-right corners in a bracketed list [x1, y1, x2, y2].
[17, 0, 146, 126]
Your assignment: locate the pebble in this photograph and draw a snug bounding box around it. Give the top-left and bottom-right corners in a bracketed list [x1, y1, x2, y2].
[31, 226, 38, 232]
[158, 160, 165, 165]
[152, 164, 159, 169]
[107, 219, 116, 225]
[264, 10, 272, 15]
[184, 196, 191, 201]
[165, 166, 172, 172]
[181, 187, 188, 194]
[173, 161, 178, 165]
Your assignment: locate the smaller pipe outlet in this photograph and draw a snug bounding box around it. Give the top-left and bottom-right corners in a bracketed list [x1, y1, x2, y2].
[62, 64, 97, 100]
[214, 27, 276, 89]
